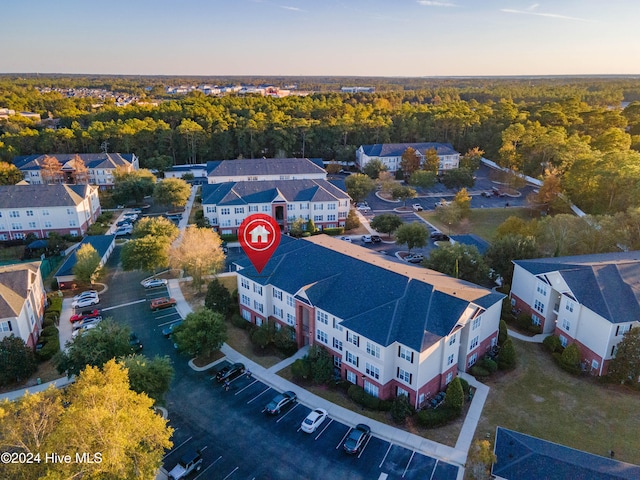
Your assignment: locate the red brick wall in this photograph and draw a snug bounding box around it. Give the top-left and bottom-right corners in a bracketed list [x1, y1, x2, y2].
[511, 293, 550, 331]
[554, 327, 606, 375]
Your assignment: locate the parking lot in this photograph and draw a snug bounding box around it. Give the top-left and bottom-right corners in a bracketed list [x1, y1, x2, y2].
[159, 359, 459, 480]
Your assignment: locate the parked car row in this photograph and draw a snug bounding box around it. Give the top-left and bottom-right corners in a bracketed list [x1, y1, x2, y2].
[72, 290, 99, 309]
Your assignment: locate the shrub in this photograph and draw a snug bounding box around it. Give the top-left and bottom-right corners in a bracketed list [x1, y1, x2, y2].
[478, 357, 498, 373]
[516, 312, 533, 330]
[498, 319, 508, 345]
[309, 348, 333, 384]
[498, 338, 516, 370]
[348, 384, 366, 404]
[47, 297, 63, 317]
[459, 377, 470, 397]
[416, 406, 459, 428]
[274, 327, 298, 357]
[469, 365, 490, 377]
[230, 312, 249, 329]
[390, 395, 414, 424]
[50, 279, 59, 291]
[250, 324, 272, 349]
[361, 393, 381, 410]
[560, 343, 581, 375]
[37, 335, 60, 361]
[527, 323, 542, 334]
[543, 335, 562, 353]
[322, 227, 345, 236]
[444, 377, 464, 414]
[204, 278, 232, 315]
[219, 234, 238, 242]
[42, 316, 56, 328]
[291, 358, 311, 380]
[41, 326, 59, 338]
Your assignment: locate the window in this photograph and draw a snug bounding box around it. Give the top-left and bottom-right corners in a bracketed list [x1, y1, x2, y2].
[338, 211, 347, 219]
[334, 356, 342, 368]
[561, 318, 571, 331]
[241, 294, 251, 306]
[327, 203, 336, 210]
[286, 295, 294, 307]
[333, 338, 343, 351]
[446, 372, 453, 384]
[273, 306, 283, 318]
[565, 300, 575, 312]
[242, 309, 251, 321]
[10, 211, 20, 218]
[616, 324, 631, 336]
[366, 342, 380, 358]
[261, 205, 270, 212]
[472, 317, 481, 330]
[26, 210, 34, 216]
[534, 299, 545, 314]
[316, 311, 328, 325]
[345, 351, 358, 367]
[314, 215, 323, 222]
[287, 313, 295, 325]
[536, 282, 548, 296]
[316, 329, 328, 344]
[66, 208, 73, 215]
[333, 317, 343, 332]
[560, 335, 568, 348]
[313, 204, 323, 210]
[300, 203, 309, 210]
[448, 335, 456, 346]
[346, 370, 357, 384]
[248, 205, 258, 212]
[591, 359, 599, 371]
[531, 314, 541, 326]
[11, 223, 22, 230]
[234, 207, 244, 214]
[468, 352, 478, 367]
[447, 354, 455, 365]
[220, 208, 230, 215]
[0, 320, 13, 332]
[365, 363, 380, 379]
[28, 222, 36, 228]
[327, 214, 336, 221]
[206, 206, 217, 213]
[398, 346, 414, 363]
[397, 387, 409, 397]
[241, 278, 250, 289]
[347, 331, 359, 347]
[253, 284, 263, 295]
[253, 300, 263, 313]
[397, 368, 412, 384]
[470, 336, 479, 350]
[221, 219, 231, 227]
[364, 381, 379, 397]
[273, 288, 282, 300]
[279, 175, 290, 180]
[44, 221, 52, 228]
[69, 219, 77, 227]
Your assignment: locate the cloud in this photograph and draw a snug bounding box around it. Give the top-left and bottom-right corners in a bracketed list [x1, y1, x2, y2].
[417, 1, 457, 6]
[280, 5, 302, 11]
[500, 6, 592, 22]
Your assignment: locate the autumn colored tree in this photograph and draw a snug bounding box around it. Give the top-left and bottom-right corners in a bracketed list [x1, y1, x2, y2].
[71, 154, 90, 184]
[72, 243, 102, 285]
[153, 177, 191, 209]
[40, 155, 63, 184]
[170, 226, 225, 291]
[133, 216, 180, 242]
[422, 147, 440, 173]
[453, 188, 472, 213]
[460, 147, 484, 171]
[0, 161, 23, 185]
[400, 147, 420, 178]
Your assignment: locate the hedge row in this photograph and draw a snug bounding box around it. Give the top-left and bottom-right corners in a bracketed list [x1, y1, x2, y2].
[417, 406, 460, 428]
[347, 385, 392, 411]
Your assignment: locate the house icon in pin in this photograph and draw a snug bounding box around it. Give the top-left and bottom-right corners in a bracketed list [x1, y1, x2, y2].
[249, 224, 270, 244]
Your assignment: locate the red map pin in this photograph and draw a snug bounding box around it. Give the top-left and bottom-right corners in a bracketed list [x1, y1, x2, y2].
[238, 214, 281, 274]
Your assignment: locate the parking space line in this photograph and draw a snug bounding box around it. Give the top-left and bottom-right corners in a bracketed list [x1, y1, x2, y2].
[154, 311, 178, 320]
[222, 466, 239, 479]
[235, 379, 258, 395]
[336, 428, 351, 449]
[162, 435, 192, 459]
[357, 434, 373, 459]
[101, 299, 147, 312]
[428, 459, 439, 480]
[379, 443, 393, 468]
[247, 386, 271, 404]
[193, 455, 221, 480]
[275, 403, 299, 423]
[402, 450, 416, 477]
[314, 418, 333, 440]
[378, 474, 389, 480]
[158, 318, 182, 327]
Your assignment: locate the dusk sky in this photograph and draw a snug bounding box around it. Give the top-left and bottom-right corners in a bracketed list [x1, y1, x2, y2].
[5, 0, 639, 77]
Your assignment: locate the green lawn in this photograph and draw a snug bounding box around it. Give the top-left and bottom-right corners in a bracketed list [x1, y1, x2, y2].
[419, 207, 537, 241]
[477, 338, 640, 465]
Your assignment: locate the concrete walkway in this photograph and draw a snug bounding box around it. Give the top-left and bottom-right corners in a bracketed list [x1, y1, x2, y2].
[508, 329, 550, 343]
[0, 376, 74, 402]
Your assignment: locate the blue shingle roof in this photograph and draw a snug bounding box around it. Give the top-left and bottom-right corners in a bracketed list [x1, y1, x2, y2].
[55, 235, 115, 277]
[493, 427, 640, 480]
[237, 236, 501, 352]
[201, 179, 349, 206]
[450, 234, 490, 255]
[206, 158, 326, 177]
[360, 142, 458, 157]
[514, 252, 640, 324]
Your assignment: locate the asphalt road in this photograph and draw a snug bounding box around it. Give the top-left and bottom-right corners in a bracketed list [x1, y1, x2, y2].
[99, 248, 459, 480]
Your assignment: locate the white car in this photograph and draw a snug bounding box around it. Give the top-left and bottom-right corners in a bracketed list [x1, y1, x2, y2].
[412, 203, 423, 211]
[301, 408, 328, 433]
[115, 227, 132, 237]
[339, 236, 352, 243]
[122, 213, 138, 221]
[72, 295, 100, 309]
[72, 290, 98, 302]
[141, 278, 168, 289]
[72, 316, 103, 331]
[361, 235, 372, 243]
[72, 323, 98, 338]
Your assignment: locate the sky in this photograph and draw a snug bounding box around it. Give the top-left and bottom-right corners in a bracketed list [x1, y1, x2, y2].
[4, 0, 639, 77]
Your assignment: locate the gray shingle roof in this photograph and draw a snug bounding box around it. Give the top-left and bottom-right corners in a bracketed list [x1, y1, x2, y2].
[450, 234, 490, 255]
[493, 427, 640, 480]
[0, 184, 91, 208]
[360, 142, 459, 157]
[55, 235, 115, 277]
[201, 179, 350, 206]
[206, 158, 326, 177]
[13, 153, 135, 171]
[514, 252, 640, 324]
[237, 235, 501, 352]
[0, 262, 41, 319]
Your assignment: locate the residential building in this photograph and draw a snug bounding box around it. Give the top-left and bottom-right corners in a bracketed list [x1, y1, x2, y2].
[493, 427, 640, 480]
[355, 142, 460, 174]
[201, 179, 350, 235]
[0, 262, 46, 348]
[13, 153, 139, 188]
[54, 235, 116, 289]
[0, 184, 101, 240]
[206, 158, 326, 184]
[510, 252, 640, 376]
[164, 164, 208, 183]
[235, 235, 504, 407]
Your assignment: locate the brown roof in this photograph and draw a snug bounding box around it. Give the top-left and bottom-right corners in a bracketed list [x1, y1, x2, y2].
[0, 262, 40, 318]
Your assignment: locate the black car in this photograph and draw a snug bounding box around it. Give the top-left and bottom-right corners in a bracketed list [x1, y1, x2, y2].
[265, 391, 296, 415]
[430, 232, 450, 242]
[129, 333, 143, 352]
[215, 362, 245, 383]
[343, 424, 371, 454]
[371, 235, 381, 243]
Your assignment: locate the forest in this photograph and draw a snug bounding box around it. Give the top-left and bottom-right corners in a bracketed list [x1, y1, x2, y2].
[1, 75, 639, 215]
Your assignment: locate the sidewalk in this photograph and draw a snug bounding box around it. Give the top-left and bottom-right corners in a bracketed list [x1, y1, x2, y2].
[0, 376, 74, 402]
[508, 329, 550, 343]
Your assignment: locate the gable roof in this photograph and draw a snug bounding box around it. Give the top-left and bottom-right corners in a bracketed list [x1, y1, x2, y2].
[450, 234, 490, 255]
[0, 262, 41, 319]
[236, 235, 502, 352]
[201, 179, 350, 206]
[55, 235, 115, 278]
[13, 153, 136, 171]
[360, 142, 459, 157]
[514, 252, 640, 324]
[206, 158, 326, 177]
[0, 184, 93, 209]
[493, 427, 640, 480]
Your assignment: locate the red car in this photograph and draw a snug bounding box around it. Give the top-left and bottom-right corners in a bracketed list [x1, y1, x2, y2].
[150, 297, 177, 311]
[69, 309, 101, 323]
